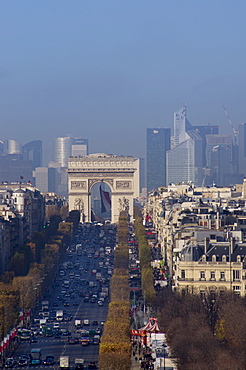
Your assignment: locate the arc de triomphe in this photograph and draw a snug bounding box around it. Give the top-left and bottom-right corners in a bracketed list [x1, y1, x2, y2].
[68, 154, 139, 223]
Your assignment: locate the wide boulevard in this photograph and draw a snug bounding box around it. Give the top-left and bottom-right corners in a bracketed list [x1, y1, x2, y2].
[10, 223, 116, 369]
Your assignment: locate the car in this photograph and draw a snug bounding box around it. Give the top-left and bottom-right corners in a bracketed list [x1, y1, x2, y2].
[52, 301, 58, 307]
[93, 335, 100, 344]
[43, 355, 55, 365]
[4, 358, 16, 368]
[68, 336, 79, 344]
[31, 328, 39, 336]
[61, 329, 70, 336]
[64, 314, 73, 321]
[95, 327, 102, 335]
[98, 300, 103, 306]
[29, 336, 37, 343]
[90, 297, 96, 303]
[92, 320, 98, 326]
[88, 361, 97, 369]
[63, 301, 70, 307]
[54, 329, 61, 338]
[53, 323, 60, 329]
[19, 354, 29, 360]
[83, 297, 89, 302]
[73, 301, 79, 306]
[83, 319, 90, 326]
[18, 358, 29, 367]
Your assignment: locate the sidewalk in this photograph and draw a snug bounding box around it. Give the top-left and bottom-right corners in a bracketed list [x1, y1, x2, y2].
[131, 354, 140, 370]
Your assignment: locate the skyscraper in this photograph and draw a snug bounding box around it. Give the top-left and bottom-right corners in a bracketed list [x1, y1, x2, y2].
[205, 134, 233, 186]
[167, 131, 203, 186]
[23, 140, 42, 169]
[53, 137, 73, 167]
[53, 137, 89, 167]
[146, 128, 171, 192]
[238, 123, 246, 176]
[4, 139, 22, 155]
[167, 106, 220, 186]
[173, 105, 192, 146]
[71, 138, 89, 157]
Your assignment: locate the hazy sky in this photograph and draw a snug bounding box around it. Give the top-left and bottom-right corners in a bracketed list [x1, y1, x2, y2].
[1, 1, 246, 165]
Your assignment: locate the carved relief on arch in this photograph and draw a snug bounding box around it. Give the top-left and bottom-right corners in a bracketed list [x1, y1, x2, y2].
[74, 198, 84, 213]
[118, 197, 129, 212]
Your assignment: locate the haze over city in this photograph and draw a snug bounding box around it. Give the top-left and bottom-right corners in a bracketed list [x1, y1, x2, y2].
[1, 1, 246, 164]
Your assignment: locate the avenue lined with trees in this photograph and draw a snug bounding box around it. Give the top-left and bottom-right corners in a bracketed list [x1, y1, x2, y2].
[0, 208, 80, 342]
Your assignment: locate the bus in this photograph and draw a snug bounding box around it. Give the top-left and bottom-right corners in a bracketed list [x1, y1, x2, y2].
[30, 348, 42, 365]
[80, 330, 90, 346]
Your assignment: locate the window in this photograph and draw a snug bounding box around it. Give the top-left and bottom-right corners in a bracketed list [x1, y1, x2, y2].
[200, 291, 206, 300]
[210, 271, 215, 280]
[233, 270, 240, 281]
[200, 271, 205, 280]
[233, 286, 241, 291]
[220, 271, 225, 280]
[181, 270, 185, 279]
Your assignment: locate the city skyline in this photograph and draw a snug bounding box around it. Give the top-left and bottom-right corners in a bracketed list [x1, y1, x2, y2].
[1, 2, 246, 165]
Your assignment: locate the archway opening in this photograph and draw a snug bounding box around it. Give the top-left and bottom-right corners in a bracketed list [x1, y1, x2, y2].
[91, 181, 111, 222]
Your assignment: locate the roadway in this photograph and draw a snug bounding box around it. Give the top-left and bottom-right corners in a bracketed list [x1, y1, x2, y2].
[11, 223, 116, 369]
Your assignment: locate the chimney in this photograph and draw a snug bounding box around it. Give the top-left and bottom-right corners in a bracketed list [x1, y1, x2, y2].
[230, 237, 235, 255]
[204, 237, 209, 255]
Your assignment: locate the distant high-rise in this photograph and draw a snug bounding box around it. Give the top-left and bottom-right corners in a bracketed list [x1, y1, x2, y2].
[53, 137, 73, 167]
[173, 105, 191, 146]
[139, 158, 146, 193]
[167, 105, 220, 186]
[4, 139, 22, 155]
[238, 123, 246, 176]
[71, 138, 89, 157]
[205, 134, 234, 186]
[167, 131, 203, 186]
[146, 128, 171, 192]
[23, 140, 42, 170]
[33, 166, 60, 193]
[53, 137, 89, 167]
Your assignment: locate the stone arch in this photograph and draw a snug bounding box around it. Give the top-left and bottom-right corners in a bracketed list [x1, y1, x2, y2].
[67, 153, 139, 223]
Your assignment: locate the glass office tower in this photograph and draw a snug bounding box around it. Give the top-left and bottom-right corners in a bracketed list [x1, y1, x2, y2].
[146, 128, 171, 193]
[53, 137, 88, 167]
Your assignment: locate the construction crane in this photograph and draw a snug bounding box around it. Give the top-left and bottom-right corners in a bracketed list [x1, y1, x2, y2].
[222, 105, 239, 145]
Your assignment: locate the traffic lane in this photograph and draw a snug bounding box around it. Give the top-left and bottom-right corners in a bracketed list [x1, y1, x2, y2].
[13, 299, 107, 366]
[13, 335, 99, 368]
